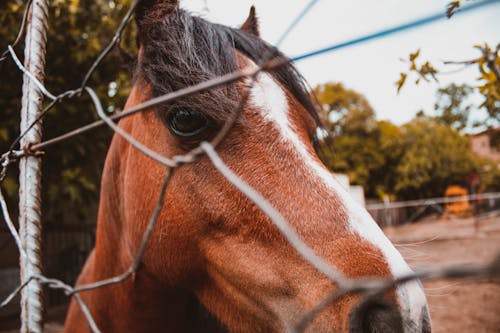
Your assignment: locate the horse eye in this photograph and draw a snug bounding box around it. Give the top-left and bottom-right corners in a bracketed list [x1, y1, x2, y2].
[166, 109, 209, 137]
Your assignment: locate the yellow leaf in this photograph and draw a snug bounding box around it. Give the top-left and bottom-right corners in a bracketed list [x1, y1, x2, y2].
[395, 73, 407, 94]
[409, 49, 420, 62]
[446, 1, 461, 18]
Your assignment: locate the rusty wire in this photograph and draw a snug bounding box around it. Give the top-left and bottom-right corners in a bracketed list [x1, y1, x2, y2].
[70, 168, 173, 295]
[1, 1, 500, 332]
[0, 0, 33, 64]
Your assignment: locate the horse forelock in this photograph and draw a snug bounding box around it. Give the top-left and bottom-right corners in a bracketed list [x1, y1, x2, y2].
[136, 8, 321, 127]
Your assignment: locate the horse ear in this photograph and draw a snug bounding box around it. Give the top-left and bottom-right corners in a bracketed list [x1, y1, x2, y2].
[240, 6, 260, 37]
[135, 0, 179, 31]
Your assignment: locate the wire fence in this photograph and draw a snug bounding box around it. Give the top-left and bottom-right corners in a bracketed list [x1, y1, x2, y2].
[1, 0, 500, 332]
[367, 192, 500, 227]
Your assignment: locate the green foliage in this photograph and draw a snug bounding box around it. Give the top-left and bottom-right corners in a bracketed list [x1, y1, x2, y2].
[313, 82, 376, 135]
[397, 43, 499, 127]
[0, 0, 136, 225]
[394, 119, 476, 199]
[314, 83, 401, 198]
[314, 82, 478, 200]
[396, 49, 438, 93]
[312, 2, 497, 200]
[433, 83, 473, 131]
[479, 161, 500, 192]
[475, 43, 500, 122]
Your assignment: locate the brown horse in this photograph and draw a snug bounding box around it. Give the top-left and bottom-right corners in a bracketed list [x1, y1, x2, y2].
[65, 1, 430, 332]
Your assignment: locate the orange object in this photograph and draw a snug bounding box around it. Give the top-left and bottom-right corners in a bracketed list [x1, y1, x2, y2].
[445, 185, 471, 215]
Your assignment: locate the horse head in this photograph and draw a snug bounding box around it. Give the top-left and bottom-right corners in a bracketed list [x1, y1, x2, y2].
[65, 1, 430, 332]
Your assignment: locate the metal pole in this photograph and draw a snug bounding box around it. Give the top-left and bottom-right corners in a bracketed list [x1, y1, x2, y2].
[18, 1, 50, 332]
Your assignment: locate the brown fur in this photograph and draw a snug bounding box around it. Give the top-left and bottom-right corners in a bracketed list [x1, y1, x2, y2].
[64, 76, 398, 333]
[241, 6, 260, 36]
[65, 4, 404, 332]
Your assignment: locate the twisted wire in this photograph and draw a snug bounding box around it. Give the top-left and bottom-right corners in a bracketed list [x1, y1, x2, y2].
[0, 1, 499, 332]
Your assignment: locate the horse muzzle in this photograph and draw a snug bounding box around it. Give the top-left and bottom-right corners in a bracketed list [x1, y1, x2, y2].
[348, 298, 431, 333]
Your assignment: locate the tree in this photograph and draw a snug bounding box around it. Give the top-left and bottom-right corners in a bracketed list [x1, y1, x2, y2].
[314, 82, 478, 200]
[433, 83, 473, 131]
[313, 82, 376, 136]
[397, 44, 499, 127]
[0, 0, 136, 225]
[370, 120, 404, 198]
[314, 82, 402, 198]
[394, 118, 476, 199]
[479, 161, 500, 192]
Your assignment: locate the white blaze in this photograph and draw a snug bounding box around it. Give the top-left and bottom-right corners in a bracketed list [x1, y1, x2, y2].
[249, 71, 428, 327]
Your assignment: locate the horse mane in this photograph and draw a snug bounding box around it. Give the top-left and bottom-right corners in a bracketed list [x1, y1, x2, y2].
[136, 8, 321, 125]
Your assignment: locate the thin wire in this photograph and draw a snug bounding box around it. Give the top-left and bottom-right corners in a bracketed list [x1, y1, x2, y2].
[16, 3, 270, 163]
[86, 87, 179, 168]
[8, 45, 57, 101]
[367, 192, 500, 210]
[0, 0, 33, 63]
[1, 0, 500, 331]
[0, 276, 34, 309]
[0, 187, 28, 262]
[32, 62, 273, 151]
[201, 143, 348, 286]
[71, 168, 173, 294]
[275, 0, 320, 47]
[0, 0, 140, 171]
[79, 0, 139, 91]
[293, 254, 500, 332]
[8, 98, 59, 154]
[0, 0, 139, 158]
[291, 0, 500, 62]
[24, 0, 500, 154]
[0, 0, 489, 156]
[0, 274, 101, 333]
[33, 276, 101, 333]
[0, 92, 80, 188]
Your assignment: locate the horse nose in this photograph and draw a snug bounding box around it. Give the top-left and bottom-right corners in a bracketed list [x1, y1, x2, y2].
[420, 307, 432, 333]
[348, 299, 404, 333]
[348, 299, 432, 333]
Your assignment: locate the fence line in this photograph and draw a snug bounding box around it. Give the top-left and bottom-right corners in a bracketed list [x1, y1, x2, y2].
[367, 192, 500, 210]
[366, 192, 500, 227]
[1, 0, 499, 332]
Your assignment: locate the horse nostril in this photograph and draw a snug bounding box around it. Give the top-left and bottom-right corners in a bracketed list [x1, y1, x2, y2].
[421, 307, 432, 333]
[349, 299, 404, 333]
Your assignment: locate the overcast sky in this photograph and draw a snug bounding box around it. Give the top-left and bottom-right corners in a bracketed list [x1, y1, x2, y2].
[180, 0, 500, 129]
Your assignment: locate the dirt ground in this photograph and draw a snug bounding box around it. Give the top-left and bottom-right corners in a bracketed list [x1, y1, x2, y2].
[2, 216, 499, 332]
[384, 215, 500, 333]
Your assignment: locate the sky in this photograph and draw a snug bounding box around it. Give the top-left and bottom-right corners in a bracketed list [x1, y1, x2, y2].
[180, 0, 500, 129]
